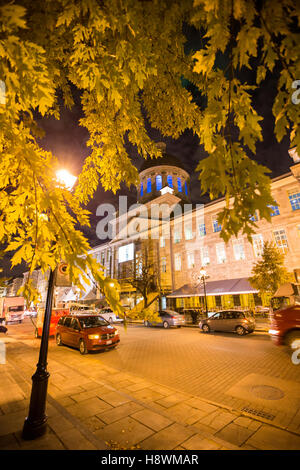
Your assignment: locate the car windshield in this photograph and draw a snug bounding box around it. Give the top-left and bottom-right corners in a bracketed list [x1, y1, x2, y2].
[77, 316, 109, 328]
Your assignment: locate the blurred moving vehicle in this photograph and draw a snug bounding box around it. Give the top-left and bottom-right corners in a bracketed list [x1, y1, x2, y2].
[34, 302, 97, 338]
[199, 310, 256, 336]
[56, 314, 120, 354]
[269, 282, 300, 350]
[98, 307, 124, 324]
[0, 297, 25, 324]
[144, 310, 185, 329]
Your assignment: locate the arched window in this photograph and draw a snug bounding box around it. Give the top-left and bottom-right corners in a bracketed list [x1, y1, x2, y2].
[156, 175, 162, 191]
[147, 178, 152, 193]
[185, 181, 188, 196]
[177, 177, 182, 192]
[167, 175, 173, 188]
[140, 182, 143, 197]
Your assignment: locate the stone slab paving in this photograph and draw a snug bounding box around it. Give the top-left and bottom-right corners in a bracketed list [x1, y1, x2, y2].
[0, 325, 299, 450]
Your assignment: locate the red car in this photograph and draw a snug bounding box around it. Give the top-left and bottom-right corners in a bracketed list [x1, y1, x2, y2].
[269, 305, 300, 350]
[56, 314, 120, 354]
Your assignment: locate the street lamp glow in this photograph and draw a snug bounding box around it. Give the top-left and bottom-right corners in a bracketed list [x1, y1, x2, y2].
[199, 268, 207, 278]
[56, 169, 77, 190]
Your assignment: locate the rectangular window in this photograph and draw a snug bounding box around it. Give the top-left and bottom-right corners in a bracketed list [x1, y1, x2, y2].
[216, 243, 227, 264]
[273, 229, 289, 253]
[233, 239, 245, 260]
[200, 246, 210, 266]
[268, 204, 280, 217]
[252, 234, 264, 257]
[185, 225, 193, 240]
[160, 237, 165, 248]
[288, 189, 300, 211]
[174, 253, 181, 271]
[161, 257, 167, 273]
[177, 177, 182, 192]
[215, 295, 222, 307]
[213, 219, 222, 233]
[187, 252, 195, 269]
[167, 175, 173, 188]
[174, 230, 181, 244]
[147, 178, 152, 193]
[198, 223, 206, 237]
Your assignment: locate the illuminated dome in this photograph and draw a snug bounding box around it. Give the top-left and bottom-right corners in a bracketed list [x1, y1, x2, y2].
[138, 142, 190, 203]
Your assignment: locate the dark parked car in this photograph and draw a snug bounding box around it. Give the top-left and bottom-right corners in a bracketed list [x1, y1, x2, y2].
[269, 305, 300, 350]
[144, 310, 185, 329]
[199, 310, 256, 336]
[56, 314, 120, 354]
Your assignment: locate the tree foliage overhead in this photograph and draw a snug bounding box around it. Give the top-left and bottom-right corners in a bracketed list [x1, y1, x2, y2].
[0, 0, 300, 300]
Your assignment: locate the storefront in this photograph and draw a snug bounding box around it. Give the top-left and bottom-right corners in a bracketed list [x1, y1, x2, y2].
[167, 277, 268, 314]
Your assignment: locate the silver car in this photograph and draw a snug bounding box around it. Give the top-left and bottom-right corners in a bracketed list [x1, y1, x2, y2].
[144, 310, 185, 329]
[199, 310, 256, 336]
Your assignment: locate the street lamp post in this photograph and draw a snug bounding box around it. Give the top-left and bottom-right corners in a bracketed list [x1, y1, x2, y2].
[22, 170, 76, 440]
[199, 268, 208, 315]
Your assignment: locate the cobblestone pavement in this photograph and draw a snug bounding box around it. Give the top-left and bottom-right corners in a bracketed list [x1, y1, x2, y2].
[0, 319, 299, 450]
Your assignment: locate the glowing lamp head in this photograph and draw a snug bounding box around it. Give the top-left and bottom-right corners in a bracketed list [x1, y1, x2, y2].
[199, 268, 206, 278]
[56, 169, 77, 190]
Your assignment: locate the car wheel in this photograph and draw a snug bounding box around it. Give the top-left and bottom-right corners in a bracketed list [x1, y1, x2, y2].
[56, 333, 63, 346]
[236, 325, 246, 336]
[79, 339, 88, 355]
[163, 321, 170, 329]
[202, 324, 210, 333]
[286, 331, 300, 350]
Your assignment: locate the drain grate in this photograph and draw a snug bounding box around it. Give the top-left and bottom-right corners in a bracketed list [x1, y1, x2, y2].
[241, 407, 275, 421]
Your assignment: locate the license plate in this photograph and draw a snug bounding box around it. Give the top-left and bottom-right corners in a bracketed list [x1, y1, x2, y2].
[105, 340, 112, 345]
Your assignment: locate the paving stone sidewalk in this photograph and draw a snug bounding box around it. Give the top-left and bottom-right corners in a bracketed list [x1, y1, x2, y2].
[0, 344, 299, 451]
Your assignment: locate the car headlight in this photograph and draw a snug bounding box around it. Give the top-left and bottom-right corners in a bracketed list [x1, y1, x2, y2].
[268, 329, 279, 335]
[88, 334, 100, 339]
[114, 329, 119, 336]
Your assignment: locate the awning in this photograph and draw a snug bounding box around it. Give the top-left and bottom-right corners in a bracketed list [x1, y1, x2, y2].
[167, 277, 258, 298]
[273, 282, 300, 297]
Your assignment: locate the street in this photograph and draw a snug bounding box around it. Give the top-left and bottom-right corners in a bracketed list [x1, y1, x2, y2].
[1, 318, 300, 450]
[2, 319, 300, 433]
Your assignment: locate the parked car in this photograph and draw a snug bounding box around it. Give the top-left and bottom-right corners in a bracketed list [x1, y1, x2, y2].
[199, 310, 256, 336]
[269, 305, 300, 350]
[144, 310, 185, 329]
[56, 314, 120, 354]
[98, 307, 124, 324]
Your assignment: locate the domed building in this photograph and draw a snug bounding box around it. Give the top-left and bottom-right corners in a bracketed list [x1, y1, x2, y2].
[137, 143, 190, 204]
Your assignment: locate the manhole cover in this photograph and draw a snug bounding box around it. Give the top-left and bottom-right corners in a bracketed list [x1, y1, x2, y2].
[251, 385, 285, 400]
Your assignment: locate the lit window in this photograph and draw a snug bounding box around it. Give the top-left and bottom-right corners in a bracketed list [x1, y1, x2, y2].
[288, 190, 300, 211]
[252, 234, 264, 257]
[156, 175, 162, 191]
[187, 252, 195, 269]
[200, 246, 210, 266]
[233, 239, 245, 260]
[174, 230, 181, 243]
[185, 181, 188, 196]
[140, 182, 143, 197]
[268, 204, 280, 217]
[147, 178, 152, 193]
[249, 212, 258, 222]
[177, 177, 182, 192]
[167, 175, 173, 188]
[161, 257, 167, 273]
[198, 223, 206, 237]
[160, 237, 165, 248]
[273, 229, 289, 253]
[216, 243, 227, 264]
[174, 253, 181, 271]
[185, 226, 193, 240]
[213, 219, 222, 233]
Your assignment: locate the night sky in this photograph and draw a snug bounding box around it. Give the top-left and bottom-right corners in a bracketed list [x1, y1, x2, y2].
[1, 23, 294, 278]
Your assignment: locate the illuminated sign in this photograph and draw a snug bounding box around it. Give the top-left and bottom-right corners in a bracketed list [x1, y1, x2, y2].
[118, 243, 134, 263]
